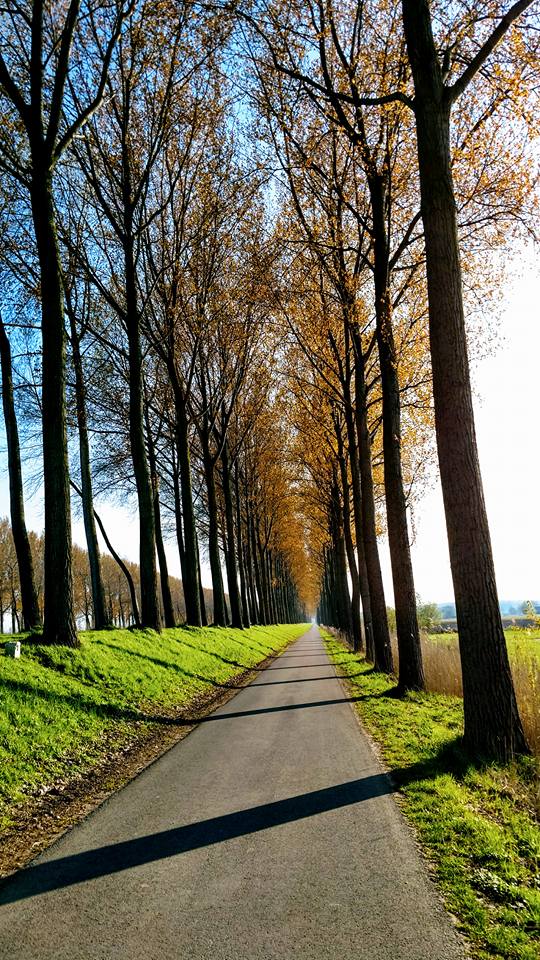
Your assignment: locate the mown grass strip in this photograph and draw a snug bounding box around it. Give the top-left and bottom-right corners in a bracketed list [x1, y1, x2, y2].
[0, 623, 309, 828]
[323, 633, 540, 960]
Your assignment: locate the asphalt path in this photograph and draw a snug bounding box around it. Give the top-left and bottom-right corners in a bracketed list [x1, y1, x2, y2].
[0, 625, 466, 959]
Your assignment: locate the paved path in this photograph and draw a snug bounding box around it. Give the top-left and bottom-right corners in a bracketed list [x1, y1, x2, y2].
[0, 626, 465, 959]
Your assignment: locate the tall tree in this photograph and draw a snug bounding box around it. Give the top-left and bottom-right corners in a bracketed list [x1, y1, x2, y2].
[251, 2, 424, 684]
[0, 313, 41, 630]
[64, 270, 110, 630]
[401, 0, 532, 757]
[0, 0, 131, 644]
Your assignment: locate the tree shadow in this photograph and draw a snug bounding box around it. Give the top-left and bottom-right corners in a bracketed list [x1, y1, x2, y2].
[278, 654, 326, 658]
[172, 636, 245, 669]
[266, 663, 331, 670]
[0, 773, 394, 905]
[226, 636, 274, 656]
[0, 677, 148, 725]
[253, 676, 342, 686]
[388, 738, 485, 791]
[0, 678, 368, 733]
[187, 695, 364, 723]
[92, 640, 240, 690]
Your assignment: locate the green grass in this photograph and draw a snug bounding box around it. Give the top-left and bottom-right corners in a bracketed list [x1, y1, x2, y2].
[0, 623, 309, 828]
[323, 633, 540, 960]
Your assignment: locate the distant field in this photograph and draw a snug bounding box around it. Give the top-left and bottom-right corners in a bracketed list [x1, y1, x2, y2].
[439, 615, 539, 630]
[428, 627, 540, 660]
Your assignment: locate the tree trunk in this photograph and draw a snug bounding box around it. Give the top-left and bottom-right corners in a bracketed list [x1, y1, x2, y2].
[330, 478, 354, 642]
[258, 540, 271, 623]
[220, 443, 243, 627]
[335, 421, 363, 651]
[68, 309, 110, 630]
[369, 175, 425, 691]
[252, 518, 267, 624]
[266, 550, 278, 623]
[234, 461, 250, 627]
[83, 581, 90, 630]
[145, 407, 175, 628]
[202, 440, 227, 626]
[30, 167, 78, 647]
[0, 315, 41, 631]
[244, 497, 259, 623]
[402, 0, 529, 758]
[153, 485, 175, 628]
[123, 223, 160, 630]
[196, 540, 209, 626]
[171, 379, 202, 626]
[354, 339, 393, 672]
[11, 585, 17, 634]
[71, 480, 141, 628]
[343, 386, 373, 655]
[172, 459, 187, 608]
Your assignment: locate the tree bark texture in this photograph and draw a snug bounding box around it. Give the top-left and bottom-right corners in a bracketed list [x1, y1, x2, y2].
[330, 478, 354, 641]
[0, 316, 42, 631]
[369, 176, 425, 691]
[145, 421, 175, 628]
[69, 313, 110, 629]
[234, 461, 250, 627]
[221, 444, 243, 627]
[202, 440, 227, 626]
[30, 169, 78, 646]
[353, 343, 393, 672]
[343, 383, 374, 656]
[402, 0, 528, 757]
[171, 381, 203, 625]
[123, 221, 160, 630]
[335, 426, 363, 650]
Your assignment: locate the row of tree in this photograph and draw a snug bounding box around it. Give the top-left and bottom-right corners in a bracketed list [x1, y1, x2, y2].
[0, 0, 538, 761]
[236, 0, 538, 761]
[0, 516, 212, 630]
[0, 1, 310, 651]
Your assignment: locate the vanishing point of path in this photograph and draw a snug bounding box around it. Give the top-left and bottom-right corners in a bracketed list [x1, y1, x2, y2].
[0, 626, 466, 959]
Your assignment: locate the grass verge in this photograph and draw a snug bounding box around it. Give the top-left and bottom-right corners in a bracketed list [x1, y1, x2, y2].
[0, 623, 309, 830]
[323, 632, 540, 960]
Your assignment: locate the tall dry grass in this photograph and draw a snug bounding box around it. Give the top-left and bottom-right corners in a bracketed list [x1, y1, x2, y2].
[328, 622, 539, 758]
[391, 633, 540, 758]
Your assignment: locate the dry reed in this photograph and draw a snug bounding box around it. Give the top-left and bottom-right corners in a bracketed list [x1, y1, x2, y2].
[329, 624, 540, 758]
[391, 633, 540, 758]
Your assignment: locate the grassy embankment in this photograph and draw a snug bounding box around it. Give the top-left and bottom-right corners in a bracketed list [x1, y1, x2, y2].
[0, 623, 309, 829]
[323, 632, 540, 960]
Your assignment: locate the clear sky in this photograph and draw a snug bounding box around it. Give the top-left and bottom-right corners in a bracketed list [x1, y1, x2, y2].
[382, 245, 540, 605]
[0, 249, 538, 605]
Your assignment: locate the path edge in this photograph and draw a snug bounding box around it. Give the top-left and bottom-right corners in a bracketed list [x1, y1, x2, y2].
[0, 627, 311, 883]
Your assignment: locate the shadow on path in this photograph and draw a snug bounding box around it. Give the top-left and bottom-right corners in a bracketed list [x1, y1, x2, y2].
[278, 654, 327, 659]
[252, 676, 342, 686]
[266, 663, 332, 670]
[189, 696, 363, 723]
[0, 774, 393, 906]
